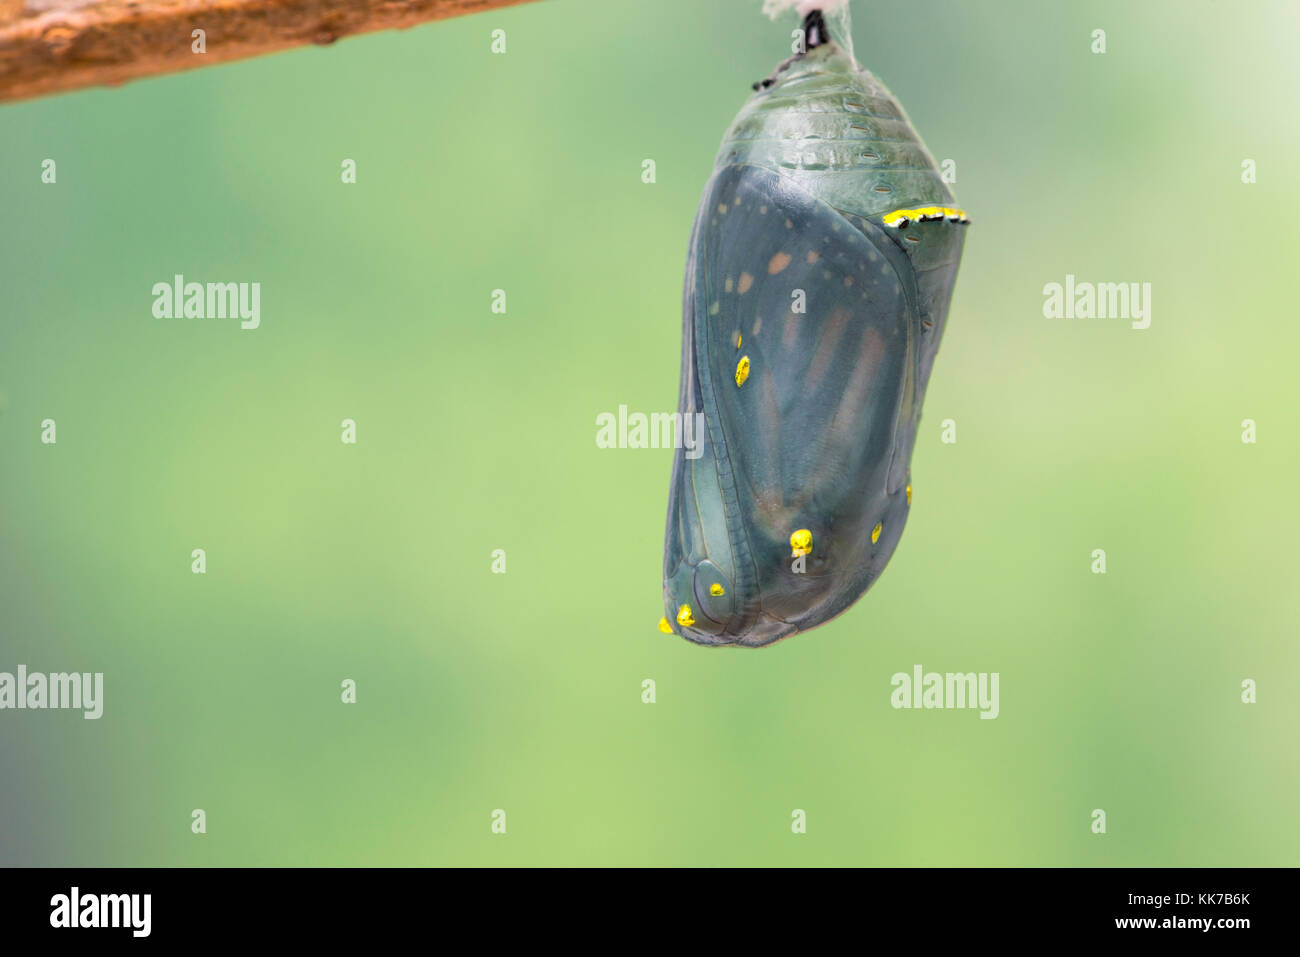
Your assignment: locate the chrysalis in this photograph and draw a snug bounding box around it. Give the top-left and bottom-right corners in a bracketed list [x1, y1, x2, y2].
[659, 6, 969, 647]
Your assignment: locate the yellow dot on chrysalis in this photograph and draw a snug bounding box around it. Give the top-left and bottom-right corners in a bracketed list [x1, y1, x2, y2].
[735, 355, 750, 387]
[709, 583, 725, 596]
[677, 604, 696, 627]
[871, 522, 883, 544]
[658, 616, 673, 634]
[790, 528, 812, 557]
[906, 484, 912, 505]
[737, 332, 742, 348]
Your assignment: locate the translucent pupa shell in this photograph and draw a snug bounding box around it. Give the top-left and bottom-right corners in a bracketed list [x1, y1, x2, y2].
[661, 35, 968, 647]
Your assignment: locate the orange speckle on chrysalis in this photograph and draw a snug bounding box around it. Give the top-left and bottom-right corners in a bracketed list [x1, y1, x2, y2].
[768, 251, 792, 274]
[807, 250, 819, 264]
[738, 272, 754, 294]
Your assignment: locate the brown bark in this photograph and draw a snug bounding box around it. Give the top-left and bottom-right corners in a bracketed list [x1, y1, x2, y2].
[0, 0, 539, 104]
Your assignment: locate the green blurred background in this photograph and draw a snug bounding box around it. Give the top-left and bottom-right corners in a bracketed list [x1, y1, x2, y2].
[1, 0, 1297, 866]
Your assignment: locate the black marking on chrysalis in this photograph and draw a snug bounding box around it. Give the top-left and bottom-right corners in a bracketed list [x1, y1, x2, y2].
[753, 9, 833, 90]
[802, 10, 831, 50]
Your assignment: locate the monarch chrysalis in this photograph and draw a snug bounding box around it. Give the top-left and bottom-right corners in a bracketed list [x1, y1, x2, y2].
[659, 5, 969, 647]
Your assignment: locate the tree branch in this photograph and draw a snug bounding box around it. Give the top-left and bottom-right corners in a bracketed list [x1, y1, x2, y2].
[0, 0, 539, 104]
